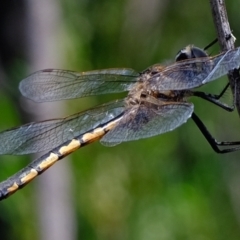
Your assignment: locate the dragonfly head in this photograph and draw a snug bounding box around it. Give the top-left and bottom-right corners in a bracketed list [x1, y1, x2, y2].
[175, 45, 208, 62]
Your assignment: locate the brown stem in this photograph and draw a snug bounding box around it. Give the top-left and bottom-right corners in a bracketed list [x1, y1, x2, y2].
[210, 0, 240, 116]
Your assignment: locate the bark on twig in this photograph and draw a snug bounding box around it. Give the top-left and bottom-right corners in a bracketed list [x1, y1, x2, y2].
[210, 0, 240, 116]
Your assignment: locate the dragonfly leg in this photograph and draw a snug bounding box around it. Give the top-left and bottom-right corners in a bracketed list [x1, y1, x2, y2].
[191, 112, 240, 154]
[193, 84, 234, 112]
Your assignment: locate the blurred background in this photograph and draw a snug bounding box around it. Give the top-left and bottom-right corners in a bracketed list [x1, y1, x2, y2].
[0, 0, 240, 239]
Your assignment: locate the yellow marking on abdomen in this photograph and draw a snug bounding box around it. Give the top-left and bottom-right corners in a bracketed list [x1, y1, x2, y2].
[7, 182, 19, 194]
[0, 117, 123, 200]
[38, 152, 59, 170]
[59, 139, 81, 155]
[20, 169, 38, 184]
[81, 127, 105, 143]
[104, 118, 121, 131]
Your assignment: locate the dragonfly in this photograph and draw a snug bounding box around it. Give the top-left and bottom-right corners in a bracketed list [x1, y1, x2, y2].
[0, 45, 240, 200]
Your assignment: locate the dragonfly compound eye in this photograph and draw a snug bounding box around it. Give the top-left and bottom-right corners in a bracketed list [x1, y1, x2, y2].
[175, 45, 208, 62]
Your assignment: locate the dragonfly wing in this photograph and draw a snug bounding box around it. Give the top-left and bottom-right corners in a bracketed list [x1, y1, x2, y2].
[19, 68, 139, 102]
[148, 47, 240, 90]
[0, 100, 124, 155]
[101, 102, 193, 146]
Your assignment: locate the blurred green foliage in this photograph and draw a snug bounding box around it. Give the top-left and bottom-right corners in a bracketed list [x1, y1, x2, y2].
[1, 0, 240, 240]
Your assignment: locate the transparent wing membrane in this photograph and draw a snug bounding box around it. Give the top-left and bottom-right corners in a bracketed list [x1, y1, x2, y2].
[101, 102, 193, 146]
[0, 100, 124, 155]
[19, 68, 139, 102]
[148, 47, 240, 90]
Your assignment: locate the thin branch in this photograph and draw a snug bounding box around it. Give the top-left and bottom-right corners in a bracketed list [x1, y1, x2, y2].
[210, 0, 240, 116]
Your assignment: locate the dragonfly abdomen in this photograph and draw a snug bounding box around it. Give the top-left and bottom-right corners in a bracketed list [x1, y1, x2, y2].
[0, 119, 121, 200]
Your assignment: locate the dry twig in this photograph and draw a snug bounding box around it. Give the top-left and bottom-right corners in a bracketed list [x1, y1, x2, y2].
[210, 0, 240, 116]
